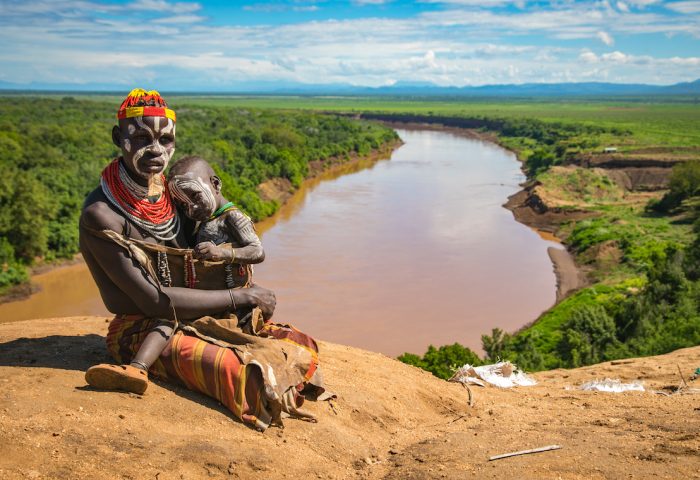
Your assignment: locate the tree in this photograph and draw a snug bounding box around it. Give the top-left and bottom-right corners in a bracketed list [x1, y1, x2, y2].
[557, 304, 619, 367]
[481, 328, 512, 362]
[8, 174, 56, 260]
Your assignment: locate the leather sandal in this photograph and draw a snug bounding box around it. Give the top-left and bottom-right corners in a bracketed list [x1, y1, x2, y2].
[85, 364, 149, 395]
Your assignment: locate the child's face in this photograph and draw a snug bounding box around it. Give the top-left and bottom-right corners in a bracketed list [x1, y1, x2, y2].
[168, 171, 218, 222]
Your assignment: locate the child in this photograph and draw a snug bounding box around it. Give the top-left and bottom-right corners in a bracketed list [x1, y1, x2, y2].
[169, 156, 265, 268]
[85, 156, 265, 394]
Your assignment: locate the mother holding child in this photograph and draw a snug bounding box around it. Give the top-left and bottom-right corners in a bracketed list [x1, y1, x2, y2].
[80, 89, 325, 431]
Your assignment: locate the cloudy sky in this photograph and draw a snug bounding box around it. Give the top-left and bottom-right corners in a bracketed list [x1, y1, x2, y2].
[1, 0, 699, 90]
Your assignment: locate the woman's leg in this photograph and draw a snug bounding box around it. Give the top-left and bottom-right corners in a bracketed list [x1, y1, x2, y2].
[105, 315, 274, 430]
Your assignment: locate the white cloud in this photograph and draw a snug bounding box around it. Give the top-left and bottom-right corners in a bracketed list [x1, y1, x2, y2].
[293, 5, 320, 11]
[353, 0, 391, 5]
[579, 51, 599, 63]
[602, 50, 630, 62]
[0, 0, 698, 88]
[626, 0, 662, 7]
[597, 31, 615, 45]
[666, 1, 700, 14]
[127, 0, 201, 13]
[152, 14, 205, 24]
[421, 0, 526, 6]
[424, 50, 437, 68]
[617, 2, 630, 12]
[669, 56, 700, 65]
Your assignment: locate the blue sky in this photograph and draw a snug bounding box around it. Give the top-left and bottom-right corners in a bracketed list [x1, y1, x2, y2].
[0, 0, 699, 90]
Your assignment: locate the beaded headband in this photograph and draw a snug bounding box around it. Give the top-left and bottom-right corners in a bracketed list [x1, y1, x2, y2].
[117, 88, 176, 122]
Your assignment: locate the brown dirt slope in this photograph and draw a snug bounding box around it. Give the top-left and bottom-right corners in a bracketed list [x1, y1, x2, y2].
[0, 317, 698, 479]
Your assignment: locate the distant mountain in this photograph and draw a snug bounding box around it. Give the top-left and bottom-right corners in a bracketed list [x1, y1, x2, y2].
[659, 78, 700, 95]
[264, 79, 700, 97]
[1, 79, 699, 97]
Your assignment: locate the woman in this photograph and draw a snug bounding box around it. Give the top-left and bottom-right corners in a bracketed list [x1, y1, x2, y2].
[80, 89, 322, 430]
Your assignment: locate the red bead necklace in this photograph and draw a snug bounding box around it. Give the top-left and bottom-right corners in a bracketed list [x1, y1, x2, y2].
[101, 159, 175, 224]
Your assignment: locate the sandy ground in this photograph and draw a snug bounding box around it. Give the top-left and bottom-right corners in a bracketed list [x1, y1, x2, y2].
[0, 317, 698, 479]
[548, 247, 588, 302]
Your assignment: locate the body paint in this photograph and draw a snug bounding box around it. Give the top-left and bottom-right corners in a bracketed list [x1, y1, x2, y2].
[161, 118, 174, 135]
[169, 172, 217, 220]
[129, 117, 175, 195]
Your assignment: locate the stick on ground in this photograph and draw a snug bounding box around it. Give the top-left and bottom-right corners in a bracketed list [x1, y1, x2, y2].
[489, 445, 562, 461]
[677, 364, 689, 389]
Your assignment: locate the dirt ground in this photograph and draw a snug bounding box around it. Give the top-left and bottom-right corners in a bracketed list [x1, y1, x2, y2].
[0, 316, 698, 479]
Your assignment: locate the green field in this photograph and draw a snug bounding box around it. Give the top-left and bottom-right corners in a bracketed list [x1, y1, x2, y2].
[11, 93, 700, 152]
[164, 96, 700, 152]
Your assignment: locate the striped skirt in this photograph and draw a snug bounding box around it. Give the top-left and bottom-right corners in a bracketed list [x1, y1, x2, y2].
[105, 314, 320, 430]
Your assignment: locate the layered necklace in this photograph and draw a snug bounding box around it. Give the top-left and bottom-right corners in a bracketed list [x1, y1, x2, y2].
[101, 158, 180, 241]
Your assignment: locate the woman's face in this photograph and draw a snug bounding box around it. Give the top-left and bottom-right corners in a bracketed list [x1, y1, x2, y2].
[117, 116, 176, 181]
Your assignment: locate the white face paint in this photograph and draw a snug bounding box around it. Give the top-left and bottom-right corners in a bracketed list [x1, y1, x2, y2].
[126, 116, 175, 178]
[127, 124, 135, 135]
[123, 138, 131, 153]
[162, 118, 174, 135]
[169, 172, 217, 221]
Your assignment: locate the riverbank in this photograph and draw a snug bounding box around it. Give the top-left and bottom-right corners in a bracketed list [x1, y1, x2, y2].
[0, 139, 402, 306]
[256, 138, 402, 212]
[380, 119, 588, 305]
[0, 255, 85, 306]
[503, 185, 593, 301]
[1, 316, 698, 479]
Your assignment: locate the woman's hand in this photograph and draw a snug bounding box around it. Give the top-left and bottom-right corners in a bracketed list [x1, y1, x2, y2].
[239, 284, 276, 319]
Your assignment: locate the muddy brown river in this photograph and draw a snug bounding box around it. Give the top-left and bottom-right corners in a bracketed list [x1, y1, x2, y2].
[0, 128, 561, 357]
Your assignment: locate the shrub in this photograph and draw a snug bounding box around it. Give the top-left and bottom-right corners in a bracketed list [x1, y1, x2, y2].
[398, 343, 482, 380]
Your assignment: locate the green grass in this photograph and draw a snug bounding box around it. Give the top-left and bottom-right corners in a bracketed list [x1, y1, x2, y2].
[162, 96, 700, 152]
[562, 205, 693, 280]
[536, 167, 624, 206]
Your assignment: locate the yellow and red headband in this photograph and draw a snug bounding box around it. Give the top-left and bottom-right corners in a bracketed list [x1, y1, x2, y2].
[117, 88, 176, 122]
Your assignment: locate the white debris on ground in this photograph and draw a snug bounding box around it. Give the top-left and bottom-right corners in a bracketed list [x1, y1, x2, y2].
[450, 361, 537, 388]
[579, 378, 645, 393]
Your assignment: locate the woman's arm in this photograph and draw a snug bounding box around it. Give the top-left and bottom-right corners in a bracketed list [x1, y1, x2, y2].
[80, 204, 275, 320]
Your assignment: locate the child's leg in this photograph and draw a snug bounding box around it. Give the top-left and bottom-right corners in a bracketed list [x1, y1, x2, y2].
[130, 324, 174, 371]
[85, 324, 173, 394]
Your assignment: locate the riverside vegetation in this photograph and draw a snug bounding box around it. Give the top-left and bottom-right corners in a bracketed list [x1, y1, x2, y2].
[199, 96, 700, 375]
[370, 99, 700, 376]
[0, 96, 397, 295]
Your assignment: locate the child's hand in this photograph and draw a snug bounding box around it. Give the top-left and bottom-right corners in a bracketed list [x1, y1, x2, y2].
[194, 242, 231, 262]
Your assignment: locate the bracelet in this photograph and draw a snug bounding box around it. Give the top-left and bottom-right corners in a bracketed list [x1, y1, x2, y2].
[230, 246, 236, 264]
[130, 360, 149, 372]
[228, 288, 237, 311]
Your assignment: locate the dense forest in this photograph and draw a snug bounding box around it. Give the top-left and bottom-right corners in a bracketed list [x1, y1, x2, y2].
[0, 97, 397, 292]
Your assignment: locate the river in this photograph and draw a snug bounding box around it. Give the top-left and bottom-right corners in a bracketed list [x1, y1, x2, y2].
[0, 128, 561, 357]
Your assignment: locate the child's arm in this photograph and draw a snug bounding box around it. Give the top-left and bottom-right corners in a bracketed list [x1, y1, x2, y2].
[194, 209, 265, 264]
